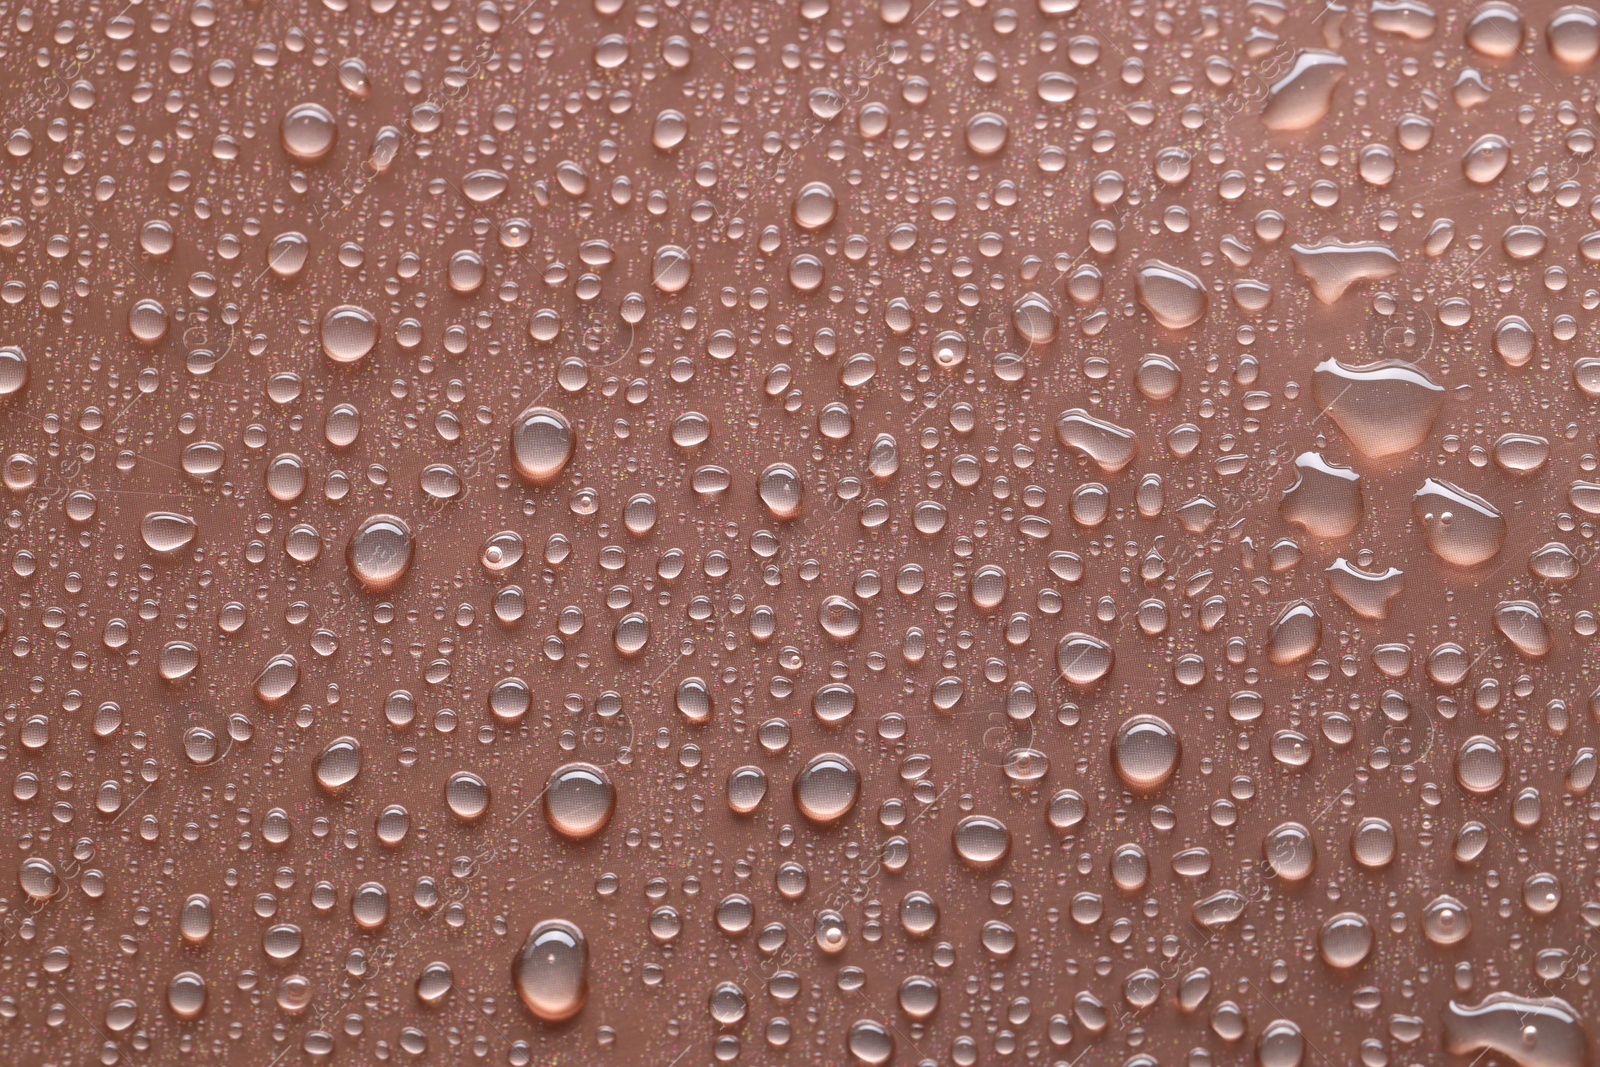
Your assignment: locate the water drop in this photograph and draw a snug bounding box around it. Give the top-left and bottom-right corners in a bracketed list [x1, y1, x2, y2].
[313, 736, 362, 796]
[510, 407, 575, 486]
[346, 514, 414, 593]
[951, 815, 1011, 870]
[758, 462, 803, 520]
[793, 752, 859, 827]
[445, 771, 491, 822]
[1057, 632, 1114, 687]
[281, 102, 337, 162]
[1548, 5, 1600, 65]
[543, 763, 615, 840]
[513, 920, 588, 1023]
[320, 305, 378, 363]
[965, 111, 1009, 156]
[1455, 735, 1506, 794]
[1112, 716, 1181, 793]
[141, 511, 198, 556]
[166, 972, 207, 1021]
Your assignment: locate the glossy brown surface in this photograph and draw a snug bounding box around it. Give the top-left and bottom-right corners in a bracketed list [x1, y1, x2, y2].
[0, 0, 1598, 1064]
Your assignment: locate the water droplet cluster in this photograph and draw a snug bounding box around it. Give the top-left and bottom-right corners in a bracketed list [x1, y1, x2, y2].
[0, 0, 1597, 1064]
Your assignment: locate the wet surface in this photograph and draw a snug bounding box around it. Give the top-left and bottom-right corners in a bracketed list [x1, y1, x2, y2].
[0, 0, 1598, 1064]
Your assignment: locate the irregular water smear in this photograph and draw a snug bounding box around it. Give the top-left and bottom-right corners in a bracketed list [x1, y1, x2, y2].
[1134, 259, 1208, 329]
[1056, 409, 1138, 473]
[1291, 240, 1401, 303]
[1443, 993, 1590, 1067]
[1413, 478, 1507, 566]
[1261, 50, 1348, 131]
[1325, 558, 1405, 619]
[1280, 452, 1364, 539]
[1312, 358, 1445, 459]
